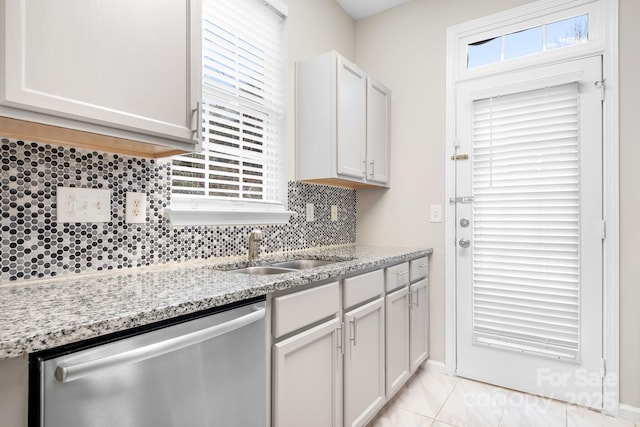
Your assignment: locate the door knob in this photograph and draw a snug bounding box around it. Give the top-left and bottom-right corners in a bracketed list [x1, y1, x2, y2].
[458, 238, 470, 248]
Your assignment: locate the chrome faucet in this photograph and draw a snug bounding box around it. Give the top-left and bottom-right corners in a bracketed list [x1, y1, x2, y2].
[248, 229, 263, 260]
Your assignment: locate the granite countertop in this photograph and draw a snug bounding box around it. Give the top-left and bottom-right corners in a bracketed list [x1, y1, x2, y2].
[0, 244, 432, 359]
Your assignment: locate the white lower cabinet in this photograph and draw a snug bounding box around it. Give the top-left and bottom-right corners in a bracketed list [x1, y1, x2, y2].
[409, 278, 429, 373]
[273, 317, 343, 427]
[343, 298, 385, 427]
[271, 257, 429, 427]
[385, 286, 410, 398]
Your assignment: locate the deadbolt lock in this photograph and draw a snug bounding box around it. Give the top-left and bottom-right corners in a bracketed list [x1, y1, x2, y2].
[460, 218, 470, 228]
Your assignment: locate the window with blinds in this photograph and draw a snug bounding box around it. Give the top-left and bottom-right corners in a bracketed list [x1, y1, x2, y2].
[471, 82, 581, 362]
[171, 0, 287, 213]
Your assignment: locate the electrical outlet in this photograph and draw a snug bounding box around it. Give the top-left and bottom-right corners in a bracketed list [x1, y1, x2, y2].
[331, 205, 338, 221]
[56, 187, 110, 223]
[306, 203, 315, 222]
[430, 204, 442, 223]
[126, 192, 147, 224]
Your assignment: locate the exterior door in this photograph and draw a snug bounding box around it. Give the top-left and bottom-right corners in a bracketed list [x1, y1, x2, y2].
[455, 56, 604, 408]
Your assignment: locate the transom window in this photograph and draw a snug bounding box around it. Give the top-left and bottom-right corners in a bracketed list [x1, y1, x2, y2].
[468, 14, 589, 69]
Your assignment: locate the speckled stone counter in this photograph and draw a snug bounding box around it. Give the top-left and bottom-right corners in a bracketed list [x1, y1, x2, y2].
[0, 245, 431, 359]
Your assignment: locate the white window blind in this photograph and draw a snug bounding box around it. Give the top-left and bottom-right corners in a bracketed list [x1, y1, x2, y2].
[171, 0, 287, 214]
[471, 82, 581, 362]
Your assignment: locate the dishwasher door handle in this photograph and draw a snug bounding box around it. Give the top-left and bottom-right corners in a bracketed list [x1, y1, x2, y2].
[55, 307, 266, 384]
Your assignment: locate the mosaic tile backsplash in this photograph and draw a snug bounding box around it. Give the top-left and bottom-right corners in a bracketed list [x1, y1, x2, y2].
[0, 139, 356, 282]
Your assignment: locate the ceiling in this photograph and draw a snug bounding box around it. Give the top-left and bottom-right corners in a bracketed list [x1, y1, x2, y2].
[336, 0, 412, 20]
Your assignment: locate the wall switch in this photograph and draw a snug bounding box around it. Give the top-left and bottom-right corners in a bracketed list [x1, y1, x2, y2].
[56, 187, 111, 223]
[331, 205, 338, 221]
[430, 204, 443, 223]
[126, 192, 147, 224]
[306, 203, 315, 222]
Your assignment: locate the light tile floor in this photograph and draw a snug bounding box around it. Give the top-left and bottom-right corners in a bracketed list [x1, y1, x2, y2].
[369, 366, 637, 427]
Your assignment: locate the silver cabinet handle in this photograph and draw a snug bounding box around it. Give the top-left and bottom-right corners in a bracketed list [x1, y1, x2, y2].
[55, 307, 265, 383]
[349, 318, 357, 346]
[336, 322, 344, 355]
[369, 160, 375, 177]
[192, 101, 202, 143]
[459, 238, 471, 248]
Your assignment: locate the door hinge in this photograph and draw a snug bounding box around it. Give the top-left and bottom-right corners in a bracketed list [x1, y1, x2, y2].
[601, 220, 606, 240]
[595, 80, 605, 101]
[601, 358, 607, 378]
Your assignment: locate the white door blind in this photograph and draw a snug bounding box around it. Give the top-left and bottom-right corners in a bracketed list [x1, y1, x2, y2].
[471, 82, 581, 362]
[172, 0, 287, 205]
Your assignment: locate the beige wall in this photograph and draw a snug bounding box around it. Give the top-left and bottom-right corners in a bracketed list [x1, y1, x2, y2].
[618, 0, 640, 409]
[354, 0, 640, 408]
[353, 0, 535, 366]
[283, 0, 356, 180]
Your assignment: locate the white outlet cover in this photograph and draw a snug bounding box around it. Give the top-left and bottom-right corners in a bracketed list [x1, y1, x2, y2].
[306, 203, 315, 222]
[126, 192, 147, 224]
[331, 205, 338, 221]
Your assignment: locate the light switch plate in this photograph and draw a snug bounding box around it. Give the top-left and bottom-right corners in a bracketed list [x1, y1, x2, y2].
[430, 204, 442, 223]
[126, 192, 147, 223]
[331, 205, 338, 221]
[56, 187, 111, 223]
[306, 203, 315, 222]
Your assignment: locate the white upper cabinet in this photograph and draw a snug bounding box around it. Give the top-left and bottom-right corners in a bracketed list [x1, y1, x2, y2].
[0, 0, 201, 157]
[366, 77, 390, 185]
[296, 51, 390, 188]
[336, 57, 367, 180]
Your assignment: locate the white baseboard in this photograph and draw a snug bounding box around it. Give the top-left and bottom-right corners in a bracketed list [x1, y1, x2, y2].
[619, 404, 640, 422]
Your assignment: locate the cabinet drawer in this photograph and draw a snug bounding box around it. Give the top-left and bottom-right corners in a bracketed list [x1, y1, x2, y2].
[273, 281, 340, 338]
[385, 262, 410, 292]
[410, 257, 429, 282]
[343, 269, 384, 309]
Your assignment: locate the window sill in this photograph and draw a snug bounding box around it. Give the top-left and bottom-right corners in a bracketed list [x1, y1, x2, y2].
[162, 207, 294, 226]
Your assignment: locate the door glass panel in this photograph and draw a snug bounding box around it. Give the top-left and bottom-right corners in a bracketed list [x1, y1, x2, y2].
[504, 26, 543, 60]
[467, 37, 501, 69]
[546, 14, 589, 50]
[471, 83, 581, 362]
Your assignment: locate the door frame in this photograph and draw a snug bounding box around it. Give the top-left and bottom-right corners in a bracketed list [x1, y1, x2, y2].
[444, 0, 619, 415]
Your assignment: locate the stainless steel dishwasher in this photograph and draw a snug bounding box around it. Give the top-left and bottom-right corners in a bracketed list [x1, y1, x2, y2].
[31, 297, 266, 427]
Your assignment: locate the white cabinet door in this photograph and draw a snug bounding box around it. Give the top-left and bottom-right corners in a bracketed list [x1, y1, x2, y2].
[273, 317, 343, 427]
[1, 0, 200, 150]
[344, 298, 385, 427]
[366, 77, 390, 186]
[336, 56, 367, 181]
[385, 286, 410, 398]
[409, 279, 429, 373]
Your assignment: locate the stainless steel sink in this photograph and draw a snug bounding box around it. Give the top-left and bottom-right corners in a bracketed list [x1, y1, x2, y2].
[270, 259, 336, 269]
[232, 266, 297, 275]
